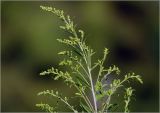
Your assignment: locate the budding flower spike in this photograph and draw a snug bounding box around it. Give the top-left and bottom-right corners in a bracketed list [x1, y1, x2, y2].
[36, 5, 143, 113]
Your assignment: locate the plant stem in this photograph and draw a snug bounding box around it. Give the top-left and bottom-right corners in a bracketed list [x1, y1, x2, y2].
[88, 67, 97, 112]
[71, 29, 98, 112]
[80, 43, 97, 112]
[101, 95, 111, 112]
[45, 91, 77, 112]
[76, 70, 90, 86]
[75, 85, 94, 112]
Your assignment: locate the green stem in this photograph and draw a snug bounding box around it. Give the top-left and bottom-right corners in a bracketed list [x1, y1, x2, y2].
[76, 70, 90, 87]
[74, 31, 97, 112]
[75, 85, 94, 112]
[88, 67, 97, 112]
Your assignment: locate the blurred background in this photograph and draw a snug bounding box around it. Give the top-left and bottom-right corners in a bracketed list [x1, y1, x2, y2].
[1, 1, 159, 112]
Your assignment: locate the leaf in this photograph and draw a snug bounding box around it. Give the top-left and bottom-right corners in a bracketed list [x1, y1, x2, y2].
[78, 29, 84, 39]
[56, 91, 58, 95]
[54, 75, 60, 80]
[36, 102, 54, 113]
[80, 101, 91, 112]
[75, 93, 81, 96]
[95, 81, 102, 91]
[64, 97, 68, 101]
[96, 93, 105, 100]
[58, 51, 67, 55]
[106, 89, 113, 96]
[73, 49, 83, 57]
[107, 103, 118, 111]
[59, 26, 66, 30]
[136, 75, 143, 84]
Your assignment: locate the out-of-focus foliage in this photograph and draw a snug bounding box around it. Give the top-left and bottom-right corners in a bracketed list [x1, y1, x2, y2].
[1, 1, 159, 112]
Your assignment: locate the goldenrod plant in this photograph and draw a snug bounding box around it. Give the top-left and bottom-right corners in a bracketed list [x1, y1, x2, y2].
[36, 5, 143, 113]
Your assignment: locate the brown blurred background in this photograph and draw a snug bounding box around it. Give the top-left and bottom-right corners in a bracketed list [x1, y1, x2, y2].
[1, 1, 159, 112]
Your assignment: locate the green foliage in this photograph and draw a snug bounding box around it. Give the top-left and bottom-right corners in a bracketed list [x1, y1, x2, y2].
[36, 103, 55, 113]
[37, 90, 78, 112]
[124, 87, 135, 113]
[36, 5, 143, 113]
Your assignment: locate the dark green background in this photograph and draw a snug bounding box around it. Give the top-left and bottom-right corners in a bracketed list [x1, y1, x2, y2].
[1, 1, 159, 112]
